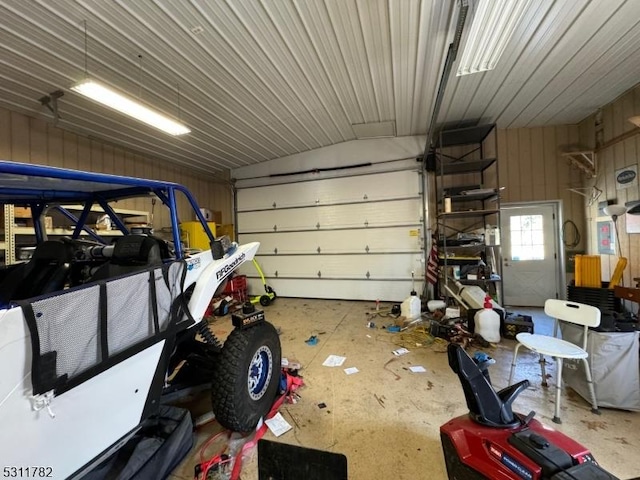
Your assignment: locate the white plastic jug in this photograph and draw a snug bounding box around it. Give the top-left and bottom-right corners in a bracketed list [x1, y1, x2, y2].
[401, 292, 421, 321]
[474, 295, 501, 343]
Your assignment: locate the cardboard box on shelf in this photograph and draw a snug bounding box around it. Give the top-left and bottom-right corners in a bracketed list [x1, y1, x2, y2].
[13, 206, 32, 218]
[0, 206, 33, 228]
[197, 208, 222, 224]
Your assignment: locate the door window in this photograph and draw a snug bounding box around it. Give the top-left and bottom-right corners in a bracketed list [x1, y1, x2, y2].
[510, 215, 544, 261]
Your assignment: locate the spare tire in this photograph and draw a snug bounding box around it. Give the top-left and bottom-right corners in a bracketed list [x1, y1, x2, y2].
[210, 321, 281, 432]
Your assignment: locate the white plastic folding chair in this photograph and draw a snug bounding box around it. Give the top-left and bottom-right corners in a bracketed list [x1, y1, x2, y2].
[508, 299, 601, 424]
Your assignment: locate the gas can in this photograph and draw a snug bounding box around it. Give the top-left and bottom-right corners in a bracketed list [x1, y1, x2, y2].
[401, 292, 421, 321]
[474, 295, 501, 343]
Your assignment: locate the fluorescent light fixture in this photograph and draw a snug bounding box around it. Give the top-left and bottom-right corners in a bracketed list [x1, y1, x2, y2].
[71, 80, 190, 136]
[457, 0, 531, 76]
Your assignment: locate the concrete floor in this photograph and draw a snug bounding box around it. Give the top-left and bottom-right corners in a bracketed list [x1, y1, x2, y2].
[169, 298, 640, 480]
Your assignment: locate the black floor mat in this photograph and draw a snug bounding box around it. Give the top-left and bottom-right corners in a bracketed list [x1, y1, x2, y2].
[258, 439, 348, 480]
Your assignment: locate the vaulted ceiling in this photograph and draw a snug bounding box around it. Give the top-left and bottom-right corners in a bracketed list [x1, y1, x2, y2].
[1, 0, 639, 175]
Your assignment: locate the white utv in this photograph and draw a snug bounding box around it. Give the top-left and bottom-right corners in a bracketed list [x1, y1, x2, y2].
[0, 161, 281, 478]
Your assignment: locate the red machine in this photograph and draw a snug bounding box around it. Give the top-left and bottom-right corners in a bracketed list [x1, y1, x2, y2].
[441, 344, 619, 480]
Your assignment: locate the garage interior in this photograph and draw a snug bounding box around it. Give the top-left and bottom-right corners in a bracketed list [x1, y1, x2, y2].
[1, 0, 640, 479]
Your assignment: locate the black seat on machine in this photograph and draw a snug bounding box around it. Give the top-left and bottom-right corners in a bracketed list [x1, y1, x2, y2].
[90, 234, 163, 281]
[0, 240, 74, 305]
[448, 343, 531, 428]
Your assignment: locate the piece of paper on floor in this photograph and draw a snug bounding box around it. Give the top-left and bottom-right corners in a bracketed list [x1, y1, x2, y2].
[392, 347, 409, 356]
[265, 412, 292, 437]
[409, 365, 427, 373]
[281, 358, 289, 367]
[322, 354, 346, 367]
[344, 367, 359, 375]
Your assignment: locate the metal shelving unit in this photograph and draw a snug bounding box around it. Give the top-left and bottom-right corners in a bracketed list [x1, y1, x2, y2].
[1, 204, 149, 264]
[435, 124, 502, 304]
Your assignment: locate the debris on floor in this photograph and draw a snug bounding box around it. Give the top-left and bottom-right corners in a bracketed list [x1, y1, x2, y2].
[392, 347, 409, 356]
[305, 335, 318, 346]
[344, 367, 359, 375]
[365, 304, 401, 320]
[264, 412, 292, 437]
[383, 357, 401, 381]
[394, 325, 442, 351]
[409, 365, 427, 373]
[322, 354, 346, 367]
[281, 357, 302, 370]
[193, 369, 303, 480]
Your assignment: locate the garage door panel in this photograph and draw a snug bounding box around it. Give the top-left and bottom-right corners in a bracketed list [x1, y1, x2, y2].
[239, 227, 421, 254]
[236, 168, 425, 301]
[238, 198, 421, 233]
[242, 278, 422, 303]
[237, 170, 420, 211]
[240, 254, 423, 279]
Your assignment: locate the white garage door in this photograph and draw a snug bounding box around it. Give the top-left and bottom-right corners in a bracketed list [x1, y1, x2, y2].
[236, 169, 425, 301]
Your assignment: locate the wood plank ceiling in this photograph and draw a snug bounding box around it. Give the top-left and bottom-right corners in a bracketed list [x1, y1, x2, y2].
[1, 0, 640, 175]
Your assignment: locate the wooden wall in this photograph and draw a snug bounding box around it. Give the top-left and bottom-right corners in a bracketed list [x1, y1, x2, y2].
[497, 125, 585, 251]
[578, 84, 640, 285]
[0, 107, 232, 230]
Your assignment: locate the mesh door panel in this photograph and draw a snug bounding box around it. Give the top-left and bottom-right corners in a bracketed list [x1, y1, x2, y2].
[156, 262, 183, 331]
[25, 261, 187, 393]
[106, 271, 154, 356]
[31, 285, 101, 379]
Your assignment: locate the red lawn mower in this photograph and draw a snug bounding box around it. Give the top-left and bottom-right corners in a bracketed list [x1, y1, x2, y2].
[441, 343, 620, 480]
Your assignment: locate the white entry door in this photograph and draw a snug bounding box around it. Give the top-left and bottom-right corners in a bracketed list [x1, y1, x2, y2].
[500, 203, 561, 307]
[235, 169, 424, 302]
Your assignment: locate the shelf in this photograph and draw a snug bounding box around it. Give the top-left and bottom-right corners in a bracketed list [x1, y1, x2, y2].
[561, 151, 596, 178]
[438, 209, 500, 219]
[60, 205, 148, 216]
[12, 227, 124, 237]
[438, 256, 481, 266]
[435, 123, 502, 305]
[437, 158, 496, 175]
[459, 278, 501, 285]
[436, 124, 496, 147]
[442, 192, 499, 203]
[437, 241, 485, 248]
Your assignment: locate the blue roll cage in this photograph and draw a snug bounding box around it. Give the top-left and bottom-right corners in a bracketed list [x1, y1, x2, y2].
[0, 160, 215, 259]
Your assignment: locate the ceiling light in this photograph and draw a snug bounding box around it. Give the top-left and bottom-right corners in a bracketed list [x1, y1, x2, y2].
[456, 0, 531, 76]
[603, 204, 627, 220]
[71, 79, 190, 136]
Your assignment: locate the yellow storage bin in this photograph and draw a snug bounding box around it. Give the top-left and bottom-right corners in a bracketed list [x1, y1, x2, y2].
[180, 221, 216, 250]
[575, 255, 601, 288]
